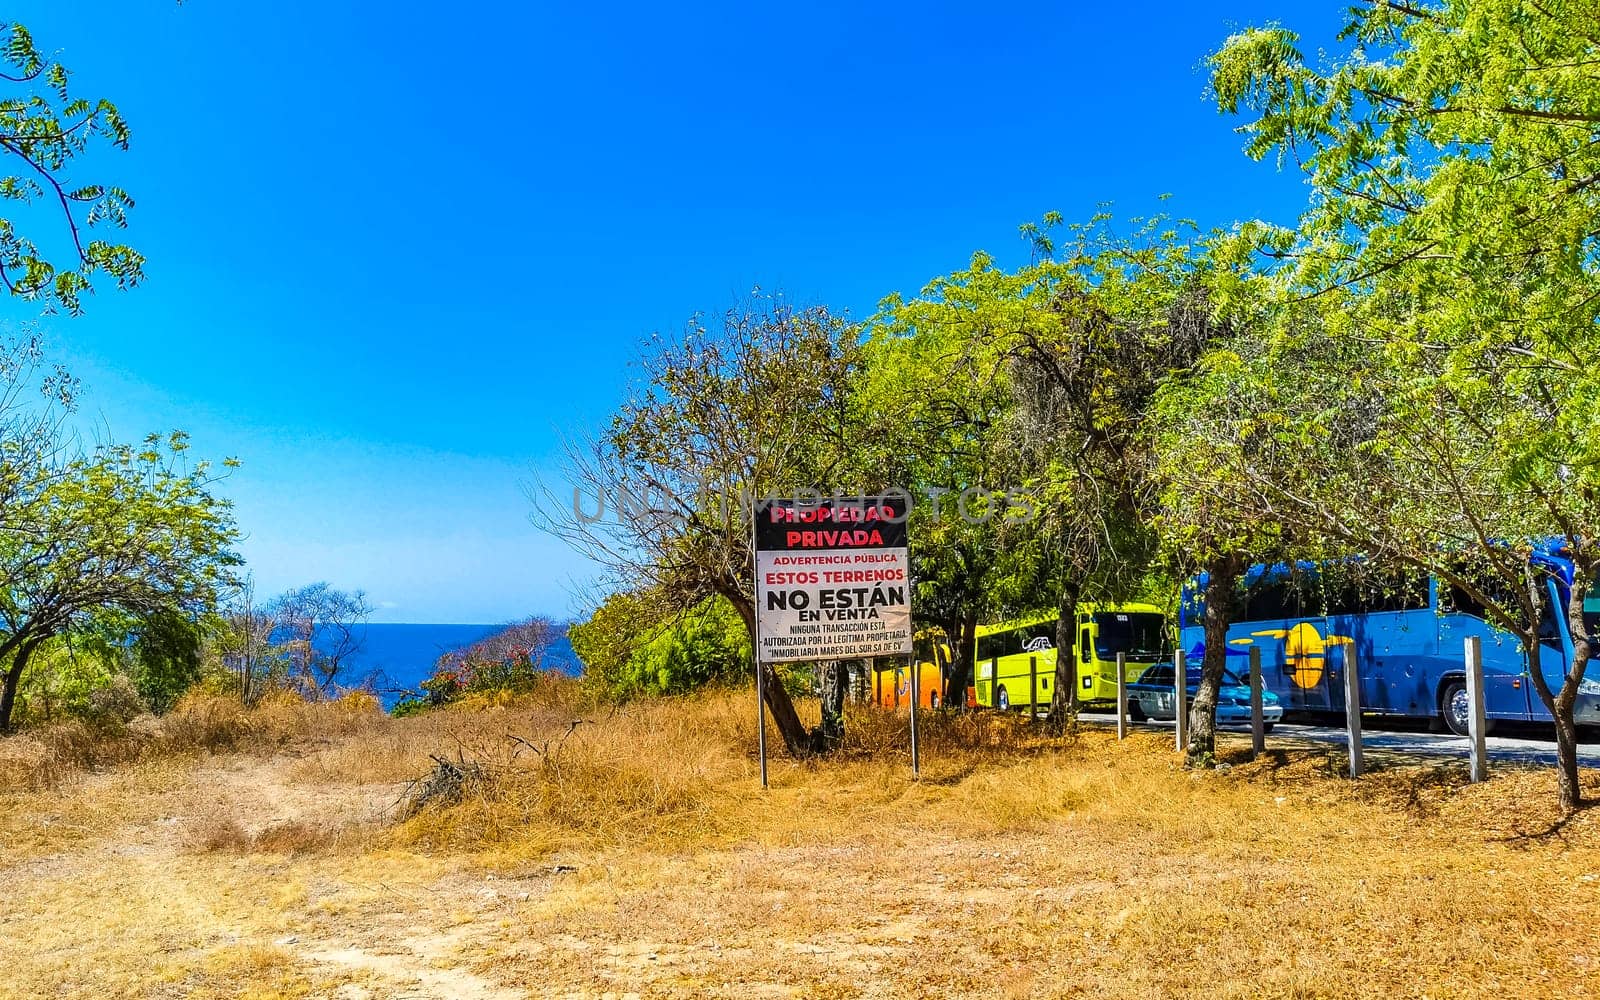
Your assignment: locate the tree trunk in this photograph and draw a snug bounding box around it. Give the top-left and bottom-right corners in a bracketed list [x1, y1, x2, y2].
[1187, 553, 1244, 767]
[724, 586, 814, 756]
[944, 613, 979, 710]
[813, 660, 847, 751]
[0, 635, 40, 734]
[1047, 582, 1080, 730]
[1550, 557, 1597, 812]
[760, 662, 811, 754]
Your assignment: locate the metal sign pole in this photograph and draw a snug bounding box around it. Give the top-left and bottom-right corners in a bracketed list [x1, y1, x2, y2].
[909, 653, 921, 779]
[755, 657, 768, 788]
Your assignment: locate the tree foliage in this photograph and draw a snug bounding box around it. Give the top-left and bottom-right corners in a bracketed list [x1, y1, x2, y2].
[1203, 0, 1600, 809]
[0, 22, 143, 314]
[538, 292, 869, 754]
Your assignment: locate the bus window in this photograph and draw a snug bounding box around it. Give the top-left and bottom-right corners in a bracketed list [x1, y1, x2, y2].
[1538, 579, 1562, 643]
[976, 630, 1010, 663]
[1361, 573, 1430, 613]
[1444, 582, 1490, 620]
[1079, 628, 1091, 664]
[1016, 621, 1054, 653]
[1243, 579, 1299, 622]
[1093, 612, 1167, 661]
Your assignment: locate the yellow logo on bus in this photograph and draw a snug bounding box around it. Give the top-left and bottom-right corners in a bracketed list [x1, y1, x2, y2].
[1248, 622, 1355, 689]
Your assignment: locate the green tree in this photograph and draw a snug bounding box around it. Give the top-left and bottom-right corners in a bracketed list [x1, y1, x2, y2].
[874, 212, 1239, 741]
[0, 432, 239, 731]
[128, 608, 206, 713]
[538, 292, 866, 755]
[0, 23, 143, 314]
[1209, 0, 1600, 809]
[864, 255, 1045, 710]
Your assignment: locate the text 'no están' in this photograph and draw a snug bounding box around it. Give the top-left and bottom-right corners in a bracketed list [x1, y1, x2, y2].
[764, 586, 906, 612]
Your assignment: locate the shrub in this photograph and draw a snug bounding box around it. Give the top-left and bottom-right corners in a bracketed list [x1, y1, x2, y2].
[84, 675, 147, 727]
[572, 593, 750, 702]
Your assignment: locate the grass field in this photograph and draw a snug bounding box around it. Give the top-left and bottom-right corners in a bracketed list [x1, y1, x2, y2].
[2, 686, 1598, 999]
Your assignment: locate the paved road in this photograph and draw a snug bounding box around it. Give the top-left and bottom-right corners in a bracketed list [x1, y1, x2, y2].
[1075, 711, 1600, 769]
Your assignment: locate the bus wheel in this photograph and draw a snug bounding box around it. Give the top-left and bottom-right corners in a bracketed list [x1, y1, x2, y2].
[929, 691, 940, 710]
[996, 688, 1010, 712]
[1441, 681, 1496, 737]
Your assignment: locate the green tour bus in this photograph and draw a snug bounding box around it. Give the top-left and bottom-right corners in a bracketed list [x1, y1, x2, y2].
[974, 603, 1171, 711]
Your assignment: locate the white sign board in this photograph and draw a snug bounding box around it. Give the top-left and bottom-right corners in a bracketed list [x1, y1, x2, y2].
[753, 497, 913, 664]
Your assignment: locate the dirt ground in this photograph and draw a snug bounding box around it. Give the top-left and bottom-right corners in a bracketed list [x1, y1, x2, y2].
[4, 696, 1600, 999]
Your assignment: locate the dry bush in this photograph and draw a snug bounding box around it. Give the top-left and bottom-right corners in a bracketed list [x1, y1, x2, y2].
[0, 688, 389, 793]
[390, 693, 1093, 855]
[840, 702, 1068, 760]
[186, 812, 252, 852]
[184, 809, 351, 855]
[0, 732, 64, 792]
[394, 689, 753, 852]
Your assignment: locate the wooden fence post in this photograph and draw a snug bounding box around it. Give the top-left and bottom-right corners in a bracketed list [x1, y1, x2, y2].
[1465, 636, 1488, 783]
[1344, 647, 1363, 779]
[1116, 652, 1127, 740]
[1249, 645, 1265, 759]
[1029, 655, 1039, 721]
[1174, 649, 1187, 752]
[909, 654, 921, 779]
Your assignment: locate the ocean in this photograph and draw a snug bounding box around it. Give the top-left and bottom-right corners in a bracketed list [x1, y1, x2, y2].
[323, 623, 581, 705]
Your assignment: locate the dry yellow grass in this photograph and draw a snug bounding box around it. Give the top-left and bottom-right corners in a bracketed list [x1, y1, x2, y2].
[2, 685, 1598, 999]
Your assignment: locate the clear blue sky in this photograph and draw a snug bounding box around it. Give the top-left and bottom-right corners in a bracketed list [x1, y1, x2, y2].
[9, 0, 1337, 623]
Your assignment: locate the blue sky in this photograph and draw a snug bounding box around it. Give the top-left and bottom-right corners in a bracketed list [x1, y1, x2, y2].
[9, 0, 1337, 623]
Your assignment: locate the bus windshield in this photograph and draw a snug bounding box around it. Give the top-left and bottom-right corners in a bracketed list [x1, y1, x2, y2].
[1094, 612, 1167, 661]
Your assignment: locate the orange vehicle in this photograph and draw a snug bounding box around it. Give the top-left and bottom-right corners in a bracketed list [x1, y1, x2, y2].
[870, 630, 952, 710]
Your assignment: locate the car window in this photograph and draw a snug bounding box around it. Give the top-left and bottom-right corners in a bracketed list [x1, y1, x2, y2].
[1139, 665, 1172, 686]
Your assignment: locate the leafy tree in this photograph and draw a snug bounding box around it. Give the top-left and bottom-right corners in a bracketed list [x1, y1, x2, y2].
[568, 587, 673, 699]
[128, 608, 206, 713]
[0, 432, 240, 731]
[538, 292, 866, 755]
[0, 23, 143, 314]
[874, 212, 1239, 741]
[622, 598, 751, 698]
[1208, 0, 1600, 809]
[864, 259, 1040, 710]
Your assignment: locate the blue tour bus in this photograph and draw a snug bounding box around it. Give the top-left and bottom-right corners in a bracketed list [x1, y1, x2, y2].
[1178, 547, 1600, 736]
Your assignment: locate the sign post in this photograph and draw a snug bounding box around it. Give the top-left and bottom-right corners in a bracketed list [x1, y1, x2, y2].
[754, 494, 914, 774]
[755, 657, 768, 787]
